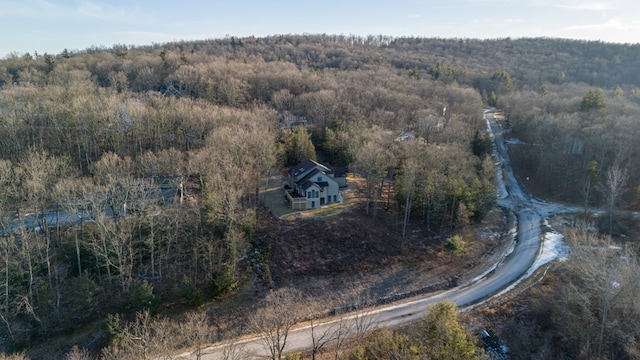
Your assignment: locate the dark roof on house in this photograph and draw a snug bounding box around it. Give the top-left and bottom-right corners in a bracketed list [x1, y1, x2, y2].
[316, 181, 329, 188]
[331, 166, 347, 177]
[300, 181, 320, 190]
[290, 159, 332, 177]
[297, 168, 323, 187]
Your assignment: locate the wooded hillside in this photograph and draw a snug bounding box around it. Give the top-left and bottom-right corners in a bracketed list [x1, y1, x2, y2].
[0, 35, 639, 358]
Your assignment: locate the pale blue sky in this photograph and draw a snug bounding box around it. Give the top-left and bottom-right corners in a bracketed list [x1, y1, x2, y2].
[2, 0, 639, 57]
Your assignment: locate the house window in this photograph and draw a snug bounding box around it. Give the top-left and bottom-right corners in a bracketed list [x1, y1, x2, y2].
[317, 176, 322, 181]
[334, 195, 337, 202]
[307, 191, 311, 198]
[311, 201, 315, 208]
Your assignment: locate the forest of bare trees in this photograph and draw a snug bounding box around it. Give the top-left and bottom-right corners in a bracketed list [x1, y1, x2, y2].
[0, 35, 639, 358]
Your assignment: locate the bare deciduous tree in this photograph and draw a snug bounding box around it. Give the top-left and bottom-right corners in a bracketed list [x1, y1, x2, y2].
[351, 128, 396, 218]
[180, 311, 212, 360]
[221, 342, 250, 360]
[64, 346, 91, 360]
[540, 228, 640, 358]
[120, 310, 153, 360]
[309, 318, 344, 360]
[600, 164, 629, 235]
[251, 288, 305, 360]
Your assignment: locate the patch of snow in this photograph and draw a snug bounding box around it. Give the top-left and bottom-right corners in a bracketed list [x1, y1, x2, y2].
[485, 118, 495, 139]
[478, 230, 499, 241]
[470, 262, 500, 284]
[495, 168, 508, 200]
[485, 230, 568, 300]
[468, 225, 518, 285]
[396, 130, 415, 142]
[527, 231, 568, 277]
[505, 138, 526, 145]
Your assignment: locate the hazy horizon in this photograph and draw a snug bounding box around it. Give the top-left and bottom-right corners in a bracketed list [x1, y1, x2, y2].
[2, 0, 640, 57]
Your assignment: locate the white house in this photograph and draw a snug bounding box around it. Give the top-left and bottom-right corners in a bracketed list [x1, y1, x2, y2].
[288, 159, 341, 210]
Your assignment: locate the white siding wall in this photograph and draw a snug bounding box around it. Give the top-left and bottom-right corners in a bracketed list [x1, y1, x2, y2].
[305, 184, 321, 209]
[325, 178, 339, 203]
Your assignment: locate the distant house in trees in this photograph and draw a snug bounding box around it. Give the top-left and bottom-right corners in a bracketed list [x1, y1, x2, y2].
[285, 159, 344, 210]
[279, 114, 308, 129]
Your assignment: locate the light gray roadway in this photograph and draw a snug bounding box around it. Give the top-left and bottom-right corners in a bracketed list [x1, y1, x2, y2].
[187, 115, 543, 359]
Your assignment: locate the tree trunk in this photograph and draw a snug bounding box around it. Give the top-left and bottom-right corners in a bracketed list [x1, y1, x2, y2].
[402, 189, 412, 238]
